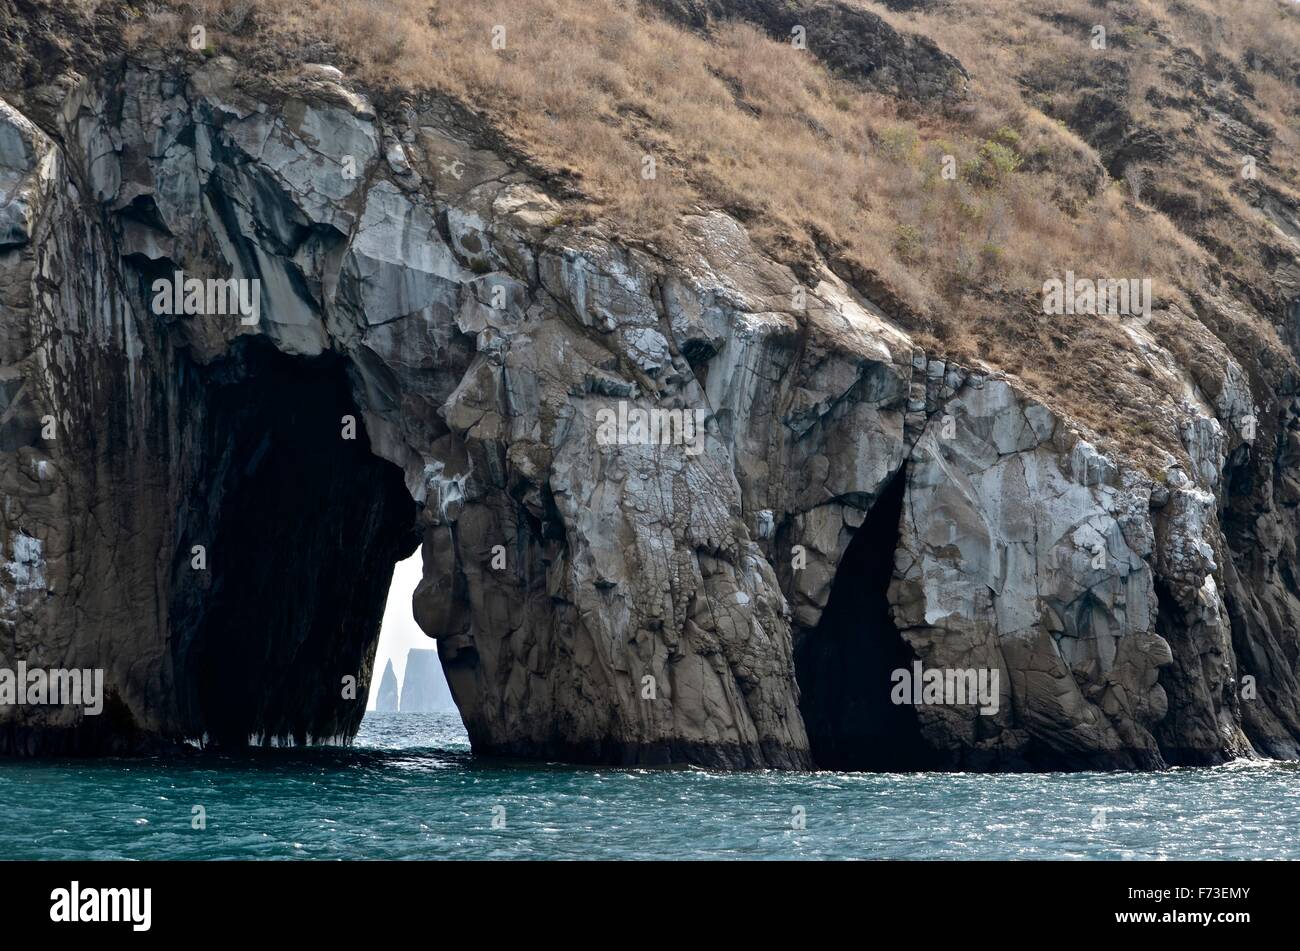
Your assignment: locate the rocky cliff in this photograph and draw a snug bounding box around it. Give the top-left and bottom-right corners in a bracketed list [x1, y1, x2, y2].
[0, 0, 1298, 770]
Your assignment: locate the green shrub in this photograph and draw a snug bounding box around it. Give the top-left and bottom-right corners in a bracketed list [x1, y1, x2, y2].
[963, 140, 1022, 187]
[990, 126, 1021, 149]
[979, 241, 1004, 271]
[894, 223, 924, 262]
[879, 126, 919, 161]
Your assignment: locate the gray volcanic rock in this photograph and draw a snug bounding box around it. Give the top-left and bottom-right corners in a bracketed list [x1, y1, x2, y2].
[376, 660, 400, 714]
[0, 46, 1295, 772]
[643, 0, 970, 102]
[399, 648, 456, 714]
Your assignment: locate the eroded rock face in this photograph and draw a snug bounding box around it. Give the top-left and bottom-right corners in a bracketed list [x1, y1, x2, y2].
[0, 52, 1295, 769]
[891, 381, 1171, 768]
[644, 0, 970, 102]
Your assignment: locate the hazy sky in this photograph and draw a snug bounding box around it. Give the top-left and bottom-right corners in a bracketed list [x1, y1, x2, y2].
[365, 552, 439, 710]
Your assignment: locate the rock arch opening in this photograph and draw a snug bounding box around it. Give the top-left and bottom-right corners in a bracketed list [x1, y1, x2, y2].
[363, 551, 466, 726]
[794, 468, 937, 771]
[168, 338, 419, 747]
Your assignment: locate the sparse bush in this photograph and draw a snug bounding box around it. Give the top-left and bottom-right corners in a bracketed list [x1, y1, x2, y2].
[894, 224, 924, 262]
[963, 141, 1022, 187]
[990, 126, 1021, 150]
[979, 241, 1004, 272]
[879, 126, 919, 162]
[216, 0, 255, 32]
[1123, 165, 1147, 204]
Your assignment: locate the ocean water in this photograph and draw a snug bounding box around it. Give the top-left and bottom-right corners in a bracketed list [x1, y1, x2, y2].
[1, 711, 1298, 860]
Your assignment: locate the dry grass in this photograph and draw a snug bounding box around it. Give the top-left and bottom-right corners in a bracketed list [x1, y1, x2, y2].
[877, 0, 1300, 286]
[134, 1, 1200, 303]
[115, 0, 1300, 466]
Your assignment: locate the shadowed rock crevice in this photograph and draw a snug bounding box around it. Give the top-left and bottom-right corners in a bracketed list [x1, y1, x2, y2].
[795, 468, 935, 770]
[1219, 444, 1300, 761]
[168, 339, 418, 747]
[1151, 577, 1226, 766]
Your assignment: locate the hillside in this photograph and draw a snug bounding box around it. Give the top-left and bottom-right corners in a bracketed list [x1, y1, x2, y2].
[8, 0, 1289, 466]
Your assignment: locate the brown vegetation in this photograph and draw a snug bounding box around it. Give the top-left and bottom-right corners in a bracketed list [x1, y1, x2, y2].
[62, 0, 1300, 464]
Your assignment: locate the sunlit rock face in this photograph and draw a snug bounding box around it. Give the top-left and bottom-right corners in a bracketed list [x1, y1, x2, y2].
[0, 52, 1290, 769]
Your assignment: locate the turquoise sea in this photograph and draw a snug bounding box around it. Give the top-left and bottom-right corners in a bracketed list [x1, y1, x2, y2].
[1, 712, 1297, 860]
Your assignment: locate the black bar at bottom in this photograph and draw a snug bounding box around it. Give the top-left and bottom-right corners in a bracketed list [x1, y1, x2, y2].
[0, 860, 1277, 937]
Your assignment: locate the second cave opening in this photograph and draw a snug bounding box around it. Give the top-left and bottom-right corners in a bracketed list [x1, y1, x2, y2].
[794, 468, 938, 771]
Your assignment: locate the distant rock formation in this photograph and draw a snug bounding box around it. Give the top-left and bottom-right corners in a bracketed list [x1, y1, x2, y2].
[375, 660, 400, 713]
[399, 649, 456, 714]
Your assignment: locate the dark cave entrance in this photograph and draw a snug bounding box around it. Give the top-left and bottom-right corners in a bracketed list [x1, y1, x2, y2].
[794, 468, 936, 771]
[169, 339, 419, 747]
